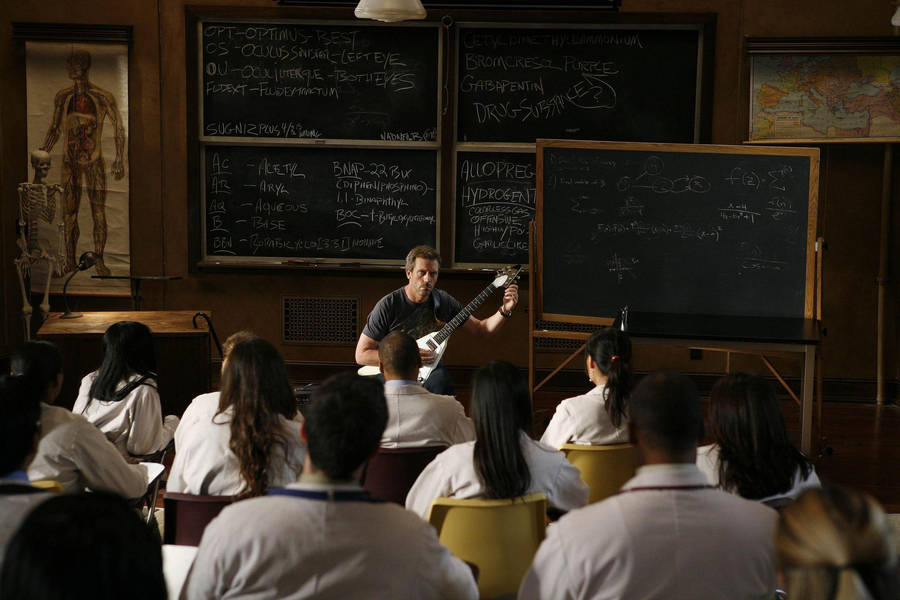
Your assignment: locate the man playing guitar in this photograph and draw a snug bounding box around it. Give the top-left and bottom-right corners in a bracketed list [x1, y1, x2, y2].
[355, 245, 519, 395]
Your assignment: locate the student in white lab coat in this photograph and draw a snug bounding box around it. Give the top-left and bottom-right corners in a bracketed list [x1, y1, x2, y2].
[167, 334, 305, 497]
[406, 360, 588, 519]
[13, 341, 148, 498]
[378, 330, 474, 448]
[540, 327, 632, 449]
[73, 321, 178, 457]
[519, 371, 778, 600]
[182, 372, 478, 599]
[697, 373, 819, 504]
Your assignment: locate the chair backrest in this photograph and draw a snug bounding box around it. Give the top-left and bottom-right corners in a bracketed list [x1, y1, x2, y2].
[561, 443, 635, 504]
[427, 493, 547, 600]
[29, 479, 65, 493]
[163, 492, 235, 546]
[361, 446, 446, 505]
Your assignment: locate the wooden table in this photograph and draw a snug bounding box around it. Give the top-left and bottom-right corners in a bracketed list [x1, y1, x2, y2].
[38, 311, 211, 416]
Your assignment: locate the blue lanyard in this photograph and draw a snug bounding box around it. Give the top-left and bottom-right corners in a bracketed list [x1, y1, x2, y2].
[268, 488, 384, 503]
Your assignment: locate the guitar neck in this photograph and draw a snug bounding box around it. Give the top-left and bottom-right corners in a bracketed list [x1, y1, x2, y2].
[433, 284, 498, 344]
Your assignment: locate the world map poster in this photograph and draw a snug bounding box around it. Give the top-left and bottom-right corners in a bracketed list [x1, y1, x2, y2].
[749, 54, 900, 142]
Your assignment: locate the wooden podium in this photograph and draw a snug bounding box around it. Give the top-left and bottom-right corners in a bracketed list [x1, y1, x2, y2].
[38, 311, 212, 416]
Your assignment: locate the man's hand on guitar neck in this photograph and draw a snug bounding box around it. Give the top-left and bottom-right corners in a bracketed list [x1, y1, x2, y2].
[501, 284, 520, 316]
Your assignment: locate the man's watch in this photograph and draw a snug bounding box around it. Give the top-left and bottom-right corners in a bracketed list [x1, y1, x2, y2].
[499, 307, 513, 318]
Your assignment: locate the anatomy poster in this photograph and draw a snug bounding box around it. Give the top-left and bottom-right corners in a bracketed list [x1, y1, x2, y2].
[25, 41, 130, 295]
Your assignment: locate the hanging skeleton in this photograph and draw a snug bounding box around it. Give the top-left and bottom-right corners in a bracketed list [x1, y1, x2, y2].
[16, 149, 65, 339]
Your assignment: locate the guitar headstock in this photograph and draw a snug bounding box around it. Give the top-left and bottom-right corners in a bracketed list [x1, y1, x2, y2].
[491, 264, 523, 289]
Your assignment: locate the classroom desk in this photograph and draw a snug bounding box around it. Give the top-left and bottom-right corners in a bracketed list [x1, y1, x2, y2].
[620, 312, 820, 455]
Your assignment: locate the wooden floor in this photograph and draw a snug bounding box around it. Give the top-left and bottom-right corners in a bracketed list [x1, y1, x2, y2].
[798, 401, 900, 512]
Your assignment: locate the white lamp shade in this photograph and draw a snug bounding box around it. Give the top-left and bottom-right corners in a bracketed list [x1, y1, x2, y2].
[354, 0, 426, 22]
[893, 5, 900, 27]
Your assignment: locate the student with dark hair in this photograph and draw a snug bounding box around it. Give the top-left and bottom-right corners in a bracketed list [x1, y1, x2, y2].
[697, 372, 820, 503]
[0, 375, 50, 565]
[406, 360, 588, 518]
[540, 327, 632, 448]
[379, 330, 474, 448]
[167, 335, 305, 497]
[183, 372, 478, 599]
[12, 341, 147, 497]
[0, 493, 166, 600]
[520, 371, 778, 600]
[777, 486, 899, 600]
[73, 321, 178, 457]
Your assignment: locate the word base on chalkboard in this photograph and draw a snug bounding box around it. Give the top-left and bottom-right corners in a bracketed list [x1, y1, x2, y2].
[536, 139, 819, 324]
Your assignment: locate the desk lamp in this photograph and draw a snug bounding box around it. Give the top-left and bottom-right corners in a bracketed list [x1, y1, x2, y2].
[61, 251, 98, 319]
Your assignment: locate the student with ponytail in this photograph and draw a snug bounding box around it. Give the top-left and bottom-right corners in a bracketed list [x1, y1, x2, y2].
[406, 361, 587, 518]
[540, 327, 632, 449]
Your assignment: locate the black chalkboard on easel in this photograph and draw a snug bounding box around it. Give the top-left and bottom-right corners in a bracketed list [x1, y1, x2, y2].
[535, 140, 820, 322]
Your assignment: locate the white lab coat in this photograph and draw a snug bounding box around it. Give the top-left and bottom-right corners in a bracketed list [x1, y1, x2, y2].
[181, 480, 478, 599]
[539, 385, 628, 449]
[696, 443, 821, 503]
[27, 403, 149, 497]
[518, 463, 778, 600]
[73, 371, 178, 457]
[381, 382, 474, 448]
[167, 392, 306, 496]
[405, 432, 589, 519]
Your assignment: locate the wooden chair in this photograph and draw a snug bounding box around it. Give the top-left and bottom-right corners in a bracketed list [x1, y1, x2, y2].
[163, 492, 235, 546]
[427, 493, 547, 600]
[29, 479, 65, 493]
[561, 443, 635, 504]
[360, 446, 446, 505]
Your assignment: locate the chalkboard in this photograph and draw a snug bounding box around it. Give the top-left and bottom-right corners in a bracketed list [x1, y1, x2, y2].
[454, 151, 535, 265]
[457, 26, 703, 143]
[201, 21, 439, 141]
[536, 141, 819, 321]
[204, 145, 438, 261]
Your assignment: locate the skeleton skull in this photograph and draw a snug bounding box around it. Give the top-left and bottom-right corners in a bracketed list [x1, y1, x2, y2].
[30, 150, 51, 184]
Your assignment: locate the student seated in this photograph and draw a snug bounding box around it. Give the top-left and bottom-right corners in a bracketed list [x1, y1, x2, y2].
[540, 327, 632, 448]
[520, 371, 778, 600]
[167, 335, 305, 497]
[13, 341, 148, 497]
[697, 373, 820, 503]
[378, 330, 474, 448]
[73, 321, 178, 457]
[406, 360, 588, 519]
[776, 486, 899, 600]
[0, 493, 166, 600]
[0, 375, 51, 566]
[182, 372, 478, 599]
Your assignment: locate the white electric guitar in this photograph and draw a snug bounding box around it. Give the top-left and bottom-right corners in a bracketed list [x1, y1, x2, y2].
[358, 264, 522, 384]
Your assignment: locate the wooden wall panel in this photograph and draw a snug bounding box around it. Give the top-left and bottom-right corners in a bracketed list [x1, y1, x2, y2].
[0, 0, 896, 394]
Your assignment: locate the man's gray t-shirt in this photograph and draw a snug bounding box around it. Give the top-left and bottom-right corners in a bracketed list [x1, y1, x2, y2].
[362, 288, 463, 342]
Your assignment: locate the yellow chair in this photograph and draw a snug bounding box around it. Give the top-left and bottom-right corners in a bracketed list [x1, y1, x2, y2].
[426, 493, 547, 600]
[29, 479, 65, 493]
[561, 443, 635, 504]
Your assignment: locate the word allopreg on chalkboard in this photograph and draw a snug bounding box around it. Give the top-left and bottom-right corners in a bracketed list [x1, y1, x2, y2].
[536, 140, 819, 322]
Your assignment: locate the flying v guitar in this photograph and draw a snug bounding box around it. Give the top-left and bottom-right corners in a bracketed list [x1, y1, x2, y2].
[358, 264, 522, 385]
